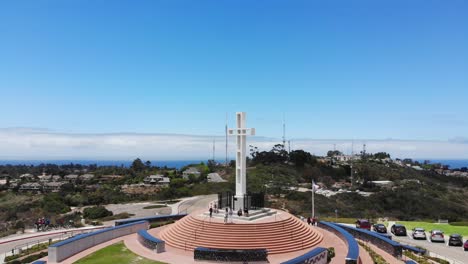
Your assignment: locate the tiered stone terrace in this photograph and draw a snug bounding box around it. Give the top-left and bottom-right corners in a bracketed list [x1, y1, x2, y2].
[159, 210, 323, 254]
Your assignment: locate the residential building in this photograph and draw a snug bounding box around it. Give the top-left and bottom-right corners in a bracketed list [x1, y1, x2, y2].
[0, 176, 8, 186]
[207, 173, 227, 183]
[19, 182, 42, 192]
[64, 174, 79, 182]
[182, 167, 201, 179]
[43, 182, 64, 192]
[19, 173, 35, 180]
[38, 173, 52, 182]
[143, 175, 170, 186]
[80, 174, 95, 181]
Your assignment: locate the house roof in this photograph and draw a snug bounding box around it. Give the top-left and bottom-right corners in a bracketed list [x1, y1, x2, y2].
[184, 167, 200, 174]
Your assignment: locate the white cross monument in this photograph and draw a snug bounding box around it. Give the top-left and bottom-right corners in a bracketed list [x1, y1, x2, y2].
[228, 112, 255, 210]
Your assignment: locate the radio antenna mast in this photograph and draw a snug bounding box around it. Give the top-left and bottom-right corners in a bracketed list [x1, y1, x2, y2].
[225, 113, 228, 166]
[282, 113, 286, 148]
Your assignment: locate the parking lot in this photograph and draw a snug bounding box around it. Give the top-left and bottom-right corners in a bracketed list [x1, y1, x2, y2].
[383, 221, 467, 264]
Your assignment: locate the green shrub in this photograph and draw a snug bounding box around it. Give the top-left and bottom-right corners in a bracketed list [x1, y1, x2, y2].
[83, 206, 113, 220]
[149, 220, 174, 229]
[327, 247, 335, 262]
[450, 222, 468, 226]
[358, 241, 389, 264]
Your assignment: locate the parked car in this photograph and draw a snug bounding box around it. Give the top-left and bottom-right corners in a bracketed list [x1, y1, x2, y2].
[373, 223, 387, 233]
[464, 240, 468, 251]
[448, 234, 463, 246]
[356, 219, 371, 230]
[412, 228, 427, 240]
[390, 224, 407, 236]
[429, 230, 445, 243]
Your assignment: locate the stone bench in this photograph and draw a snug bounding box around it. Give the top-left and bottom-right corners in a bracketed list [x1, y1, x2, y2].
[137, 229, 165, 253]
[280, 247, 328, 264]
[194, 247, 268, 262]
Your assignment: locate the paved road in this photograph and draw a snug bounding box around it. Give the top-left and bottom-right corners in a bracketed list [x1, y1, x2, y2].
[176, 194, 217, 214]
[385, 222, 467, 264]
[391, 232, 467, 264]
[0, 226, 108, 261]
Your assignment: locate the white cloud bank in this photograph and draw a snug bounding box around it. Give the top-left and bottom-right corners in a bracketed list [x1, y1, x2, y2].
[0, 128, 467, 160]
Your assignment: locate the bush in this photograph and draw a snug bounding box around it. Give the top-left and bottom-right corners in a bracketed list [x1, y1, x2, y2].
[83, 206, 113, 220]
[327, 247, 335, 263]
[41, 194, 70, 214]
[149, 220, 174, 229]
[450, 222, 468, 226]
[14, 220, 25, 230]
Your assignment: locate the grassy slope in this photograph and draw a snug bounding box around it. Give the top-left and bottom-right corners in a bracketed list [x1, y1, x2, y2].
[74, 242, 166, 264]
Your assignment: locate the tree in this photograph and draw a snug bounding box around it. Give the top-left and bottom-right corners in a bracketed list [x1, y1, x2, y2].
[83, 206, 113, 219]
[289, 150, 316, 167]
[327, 150, 342, 157]
[372, 152, 391, 159]
[145, 160, 152, 169]
[251, 144, 288, 165]
[41, 194, 70, 214]
[207, 160, 216, 173]
[131, 158, 145, 173]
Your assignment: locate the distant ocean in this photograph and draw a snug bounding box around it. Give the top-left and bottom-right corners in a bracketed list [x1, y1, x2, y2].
[416, 159, 468, 169]
[0, 160, 219, 169]
[0, 159, 467, 169]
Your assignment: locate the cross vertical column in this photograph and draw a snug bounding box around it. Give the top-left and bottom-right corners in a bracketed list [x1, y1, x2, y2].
[228, 112, 255, 210]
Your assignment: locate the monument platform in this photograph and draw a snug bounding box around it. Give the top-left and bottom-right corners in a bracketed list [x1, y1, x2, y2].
[202, 208, 277, 221]
[158, 209, 323, 254]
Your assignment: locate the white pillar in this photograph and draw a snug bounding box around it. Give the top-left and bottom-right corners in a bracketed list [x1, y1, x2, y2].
[228, 112, 255, 210]
[236, 112, 247, 197]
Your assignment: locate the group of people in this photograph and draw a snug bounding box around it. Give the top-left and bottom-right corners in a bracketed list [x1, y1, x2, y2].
[34, 217, 51, 231]
[209, 203, 250, 224]
[306, 216, 317, 226]
[34, 217, 74, 231]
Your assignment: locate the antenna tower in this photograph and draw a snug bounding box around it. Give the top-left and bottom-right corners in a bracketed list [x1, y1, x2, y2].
[225, 113, 228, 166]
[282, 113, 286, 148]
[212, 138, 216, 161]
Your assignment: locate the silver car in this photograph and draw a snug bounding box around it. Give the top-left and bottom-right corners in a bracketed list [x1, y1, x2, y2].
[412, 228, 426, 240]
[430, 230, 445, 243]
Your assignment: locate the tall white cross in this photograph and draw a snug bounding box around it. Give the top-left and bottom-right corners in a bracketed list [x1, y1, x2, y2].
[228, 112, 255, 208]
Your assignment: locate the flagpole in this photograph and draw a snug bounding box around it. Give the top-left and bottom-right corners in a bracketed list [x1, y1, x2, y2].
[312, 179, 315, 218]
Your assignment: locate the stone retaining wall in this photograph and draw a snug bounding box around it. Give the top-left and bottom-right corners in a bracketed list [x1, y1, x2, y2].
[48, 221, 148, 263]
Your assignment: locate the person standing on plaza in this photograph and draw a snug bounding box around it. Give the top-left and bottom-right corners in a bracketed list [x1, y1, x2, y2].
[224, 208, 228, 224]
[229, 208, 233, 223]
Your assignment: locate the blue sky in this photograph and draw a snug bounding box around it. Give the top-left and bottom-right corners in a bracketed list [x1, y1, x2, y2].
[0, 1, 467, 159]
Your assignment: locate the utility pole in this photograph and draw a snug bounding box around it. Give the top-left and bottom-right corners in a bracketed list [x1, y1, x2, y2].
[225, 113, 228, 166]
[282, 113, 286, 148]
[212, 138, 216, 161]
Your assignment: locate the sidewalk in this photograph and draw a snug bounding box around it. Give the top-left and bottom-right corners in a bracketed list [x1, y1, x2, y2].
[0, 226, 110, 245]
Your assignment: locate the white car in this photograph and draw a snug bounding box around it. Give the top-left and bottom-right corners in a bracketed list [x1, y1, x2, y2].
[430, 230, 445, 243]
[412, 228, 426, 240]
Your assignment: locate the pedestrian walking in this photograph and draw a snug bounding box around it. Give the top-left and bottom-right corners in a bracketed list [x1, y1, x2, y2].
[229, 208, 233, 223]
[209, 206, 213, 218]
[307, 217, 311, 225]
[224, 208, 228, 224]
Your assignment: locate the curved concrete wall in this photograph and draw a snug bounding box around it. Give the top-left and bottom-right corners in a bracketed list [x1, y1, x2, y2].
[280, 247, 328, 264]
[48, 221, 148, 263]
[318, 221, 360, 264]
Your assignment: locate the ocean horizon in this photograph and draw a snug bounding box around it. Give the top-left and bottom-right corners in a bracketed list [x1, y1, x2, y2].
[0, 159, 467, 169]
[0, 160, 216, 169]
